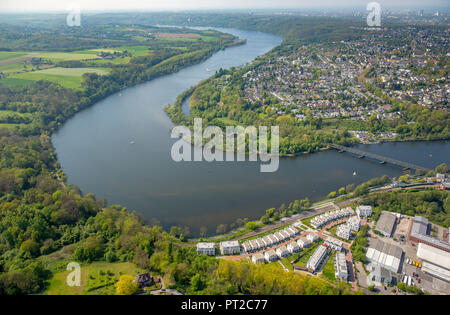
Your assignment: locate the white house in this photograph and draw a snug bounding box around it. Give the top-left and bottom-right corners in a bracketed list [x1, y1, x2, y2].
[287, 241, 300, 253]
[262, 235, 273, 247]
[252, 253, 265, 264]
[242, 241, 251, 253]
[336, 224, 352, 240]
[335, 252, 348, 281]
[220, 241, 240, 255]
[256, 238, 265, 249]
[297, 237, 311, 248]
[356, 205, 372, 218]
[196, 243, 215, 256]
[306, 245, 328, 272]
[324, 237, 343, 252]
[276, 246, 290, 258]
[307, 233, 319, 243]
[264, 249, 278, 262]
[347, 216, 361, 232]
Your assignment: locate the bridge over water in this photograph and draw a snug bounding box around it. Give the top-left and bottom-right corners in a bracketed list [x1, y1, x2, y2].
[329, 144, 430, 173]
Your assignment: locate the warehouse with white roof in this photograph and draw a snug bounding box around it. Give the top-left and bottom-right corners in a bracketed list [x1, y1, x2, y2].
[366, 239, 403, 273]
[417, 243, 450, 282]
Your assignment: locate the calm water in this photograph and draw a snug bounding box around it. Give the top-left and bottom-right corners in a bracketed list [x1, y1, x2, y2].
[52, 28, 450, 236]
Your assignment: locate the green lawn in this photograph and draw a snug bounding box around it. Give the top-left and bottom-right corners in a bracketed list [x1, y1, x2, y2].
[0, 52, 27, 62]
[296, 242, 321, 266]
[44, 261, 145, 295]
[321, 252, 336, 283]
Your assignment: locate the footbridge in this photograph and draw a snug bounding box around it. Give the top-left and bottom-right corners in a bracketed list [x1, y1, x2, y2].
[329, 144, 430, 173]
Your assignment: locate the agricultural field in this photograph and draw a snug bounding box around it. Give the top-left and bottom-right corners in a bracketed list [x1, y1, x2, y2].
[5, 67, 110, 89]
[44, 262, 145, 295]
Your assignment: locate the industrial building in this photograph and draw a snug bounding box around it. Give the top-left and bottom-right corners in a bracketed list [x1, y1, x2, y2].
[416, 243, 450, 283]
[369, 264, 392, 285]
[196, 243, 215, 256]
[306, 245, 328, 272]
[375, 211, 397, 238]
[366, 239, 403, 273]
[334, 252, 348, 281]
[409, 216, 450, 253]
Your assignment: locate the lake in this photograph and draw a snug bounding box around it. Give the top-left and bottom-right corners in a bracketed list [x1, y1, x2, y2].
[52, 28, 450, 236]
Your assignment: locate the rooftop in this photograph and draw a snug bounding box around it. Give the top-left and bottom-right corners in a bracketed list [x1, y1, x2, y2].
[417, 242, 450, 270]
[375, 211, 397, 236]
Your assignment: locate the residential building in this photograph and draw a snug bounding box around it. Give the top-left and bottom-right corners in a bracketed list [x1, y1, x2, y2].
[264, 249, 278, 262]
[347, 216, 361, 232]
[297, 237, 311, 248]
[287, 241, 300, 253]
[307, 233, 319, 243]
[334, 253, 348, 281]
[306, 245, 328, 272]
[252, 253, 266, 264]
[276, 246, 290, 258]
[262, 235, 273, 247]
[324, 237, 343, 252]
[336, 224, 352, 240]
[220, 241, 240, 255]
[135, 273, 153, 288]
[196, 242, 215, 256]
[356, 205, 372, 218]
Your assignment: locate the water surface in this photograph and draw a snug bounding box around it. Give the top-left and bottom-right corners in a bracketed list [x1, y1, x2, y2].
[52, 28, 449, 236]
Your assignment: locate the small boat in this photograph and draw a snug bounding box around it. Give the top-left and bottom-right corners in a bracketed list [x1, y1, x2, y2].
[130, 141, 135, 145]
[353, 171, 357, 176]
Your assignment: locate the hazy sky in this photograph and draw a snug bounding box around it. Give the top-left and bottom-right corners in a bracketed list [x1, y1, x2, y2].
[0, 0, 447, 12]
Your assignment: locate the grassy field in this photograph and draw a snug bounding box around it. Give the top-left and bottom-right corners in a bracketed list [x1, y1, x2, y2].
[44, 261, 145, 295]
[295, 242, 321, 266]
[0, 52, 28, 62]
[321, 252, 336, 283]
[5, 67, 109, 89]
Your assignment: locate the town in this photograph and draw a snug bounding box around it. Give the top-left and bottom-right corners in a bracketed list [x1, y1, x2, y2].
[194, 171, 450, 295]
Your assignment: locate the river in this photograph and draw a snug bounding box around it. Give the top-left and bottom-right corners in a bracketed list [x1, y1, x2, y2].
[52, 28, 450, 236]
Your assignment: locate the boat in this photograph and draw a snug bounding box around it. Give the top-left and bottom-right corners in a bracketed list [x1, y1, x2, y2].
[353, 171, 357, 176]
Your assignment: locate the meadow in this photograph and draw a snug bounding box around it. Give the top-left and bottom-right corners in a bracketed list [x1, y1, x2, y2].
[44, 261, 145, 295]
[6, 67, 110, 89]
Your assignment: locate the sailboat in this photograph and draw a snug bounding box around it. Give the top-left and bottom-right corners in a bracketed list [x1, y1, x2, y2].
[353, 171, 357, 176]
